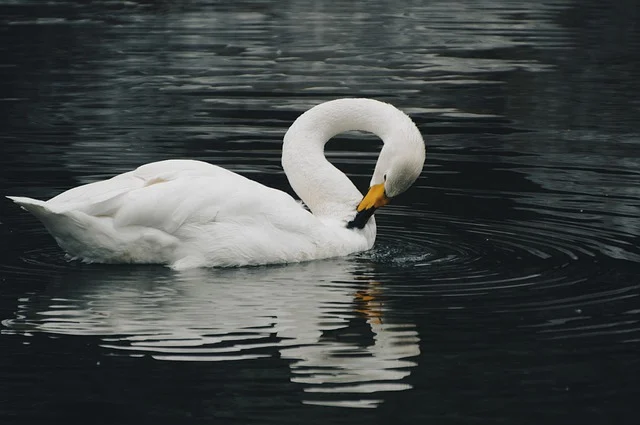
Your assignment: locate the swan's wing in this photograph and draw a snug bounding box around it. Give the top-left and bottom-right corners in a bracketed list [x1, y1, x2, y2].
[47, 159, 317, 236]
[112, 177, 296, 234]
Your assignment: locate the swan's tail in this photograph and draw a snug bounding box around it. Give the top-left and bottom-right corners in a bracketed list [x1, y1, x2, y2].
[7, 196, 89, 260]
[7, 196, 53, 219]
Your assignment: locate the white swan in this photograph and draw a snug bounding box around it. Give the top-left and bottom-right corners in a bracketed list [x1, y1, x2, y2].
[8, 98, 425, 270]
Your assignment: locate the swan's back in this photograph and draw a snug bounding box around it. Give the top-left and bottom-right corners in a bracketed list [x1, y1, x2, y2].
[46, 160, 228, 212]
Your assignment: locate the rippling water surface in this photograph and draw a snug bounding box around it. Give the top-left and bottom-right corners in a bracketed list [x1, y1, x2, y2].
[1, 0, 639, 423]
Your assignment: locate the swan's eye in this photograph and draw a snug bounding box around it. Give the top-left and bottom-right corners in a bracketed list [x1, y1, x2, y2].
[383, 174, 387, 181]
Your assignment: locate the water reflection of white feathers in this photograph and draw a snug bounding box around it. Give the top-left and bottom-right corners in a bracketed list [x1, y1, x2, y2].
[2, 259, 419, 408]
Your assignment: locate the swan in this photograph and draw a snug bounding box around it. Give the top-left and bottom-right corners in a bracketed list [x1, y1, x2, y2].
[7, 98, 425, 270]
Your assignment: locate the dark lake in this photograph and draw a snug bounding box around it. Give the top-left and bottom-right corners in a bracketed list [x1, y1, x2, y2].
[1, 0, 639, 423]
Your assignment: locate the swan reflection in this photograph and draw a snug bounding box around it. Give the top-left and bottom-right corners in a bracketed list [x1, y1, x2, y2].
[2, 259, 419, 408]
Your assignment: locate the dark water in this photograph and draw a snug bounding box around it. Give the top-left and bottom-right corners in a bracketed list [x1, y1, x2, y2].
[1, 0, 639, 423]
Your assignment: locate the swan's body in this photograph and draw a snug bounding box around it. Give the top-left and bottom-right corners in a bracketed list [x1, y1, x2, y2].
[8, 98, 425, 270]
[9, 160, 374, 269]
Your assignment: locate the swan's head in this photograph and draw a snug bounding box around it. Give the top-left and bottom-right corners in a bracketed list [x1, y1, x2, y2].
[347, 132, 426, 229]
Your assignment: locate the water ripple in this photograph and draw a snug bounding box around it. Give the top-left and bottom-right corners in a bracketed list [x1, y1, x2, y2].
[2, 0, 640, 416]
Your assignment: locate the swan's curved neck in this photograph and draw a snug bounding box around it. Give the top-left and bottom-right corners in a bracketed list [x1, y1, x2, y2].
[281, 98, 418, 221]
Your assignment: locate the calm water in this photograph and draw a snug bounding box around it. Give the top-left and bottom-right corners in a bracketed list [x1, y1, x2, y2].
[1, 0, 639, 423]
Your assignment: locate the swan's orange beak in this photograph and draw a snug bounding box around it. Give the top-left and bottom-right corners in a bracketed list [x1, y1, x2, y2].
[356, 183, 389, 211]
[347, 183, 389, 229]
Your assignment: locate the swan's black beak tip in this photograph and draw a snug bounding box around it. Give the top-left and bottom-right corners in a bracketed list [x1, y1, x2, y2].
[347, 207, 376, 229]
